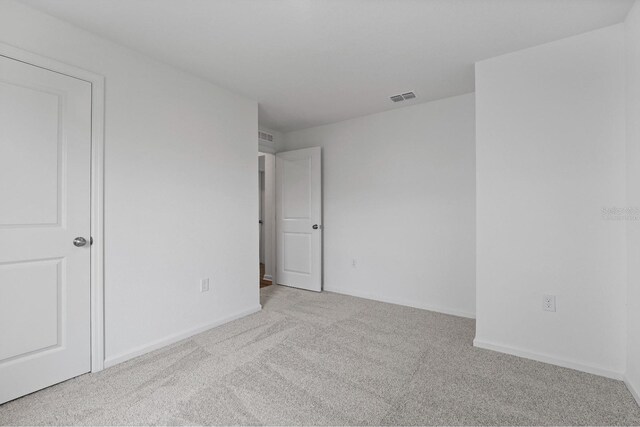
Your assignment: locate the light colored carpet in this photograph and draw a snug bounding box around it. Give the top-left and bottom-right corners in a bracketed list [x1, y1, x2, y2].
[1, 285, 639, 426]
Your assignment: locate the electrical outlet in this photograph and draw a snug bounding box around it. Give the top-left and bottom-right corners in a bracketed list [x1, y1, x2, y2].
[543, 295, 556, 312]
[200, 278, 210, 292]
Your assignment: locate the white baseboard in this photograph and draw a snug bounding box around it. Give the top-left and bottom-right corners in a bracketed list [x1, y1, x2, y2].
[473, 338, 624, 380]
[104, 305, 262, 368]
[263, 274, 272, 281]
[324, 286, 476, 319]
[625, 376, 640, 406]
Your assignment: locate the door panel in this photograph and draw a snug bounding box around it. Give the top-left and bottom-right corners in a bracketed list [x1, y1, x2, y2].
[0, 81, 60, 225]
[0, 55, 92, 404]
[282, 157, 311, 219]
[0, 259, 61, 362]
[276, 147, 321, 292]
[283, 232, 312, 274]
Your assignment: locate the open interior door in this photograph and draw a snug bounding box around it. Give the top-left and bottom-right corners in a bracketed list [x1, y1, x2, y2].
[275, 147, 322, 292]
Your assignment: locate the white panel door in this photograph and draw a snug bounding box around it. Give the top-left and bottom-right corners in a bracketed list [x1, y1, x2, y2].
[0, 55, 92, 404]
[276, 147, 322, 292]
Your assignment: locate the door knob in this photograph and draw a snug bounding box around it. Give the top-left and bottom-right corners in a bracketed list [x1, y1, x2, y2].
[73, 237, 87, 247]
[312, 224, 319, 230]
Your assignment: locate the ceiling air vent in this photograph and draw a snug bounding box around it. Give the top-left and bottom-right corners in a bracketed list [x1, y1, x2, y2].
[390, 91, 417, 103]
[258, 131, 273, 142]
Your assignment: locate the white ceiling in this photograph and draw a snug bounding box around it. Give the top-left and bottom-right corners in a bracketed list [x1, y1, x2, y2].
[23, 0, 634, 132]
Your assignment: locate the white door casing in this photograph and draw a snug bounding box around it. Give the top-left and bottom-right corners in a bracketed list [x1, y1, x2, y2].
[262, 153, 276, 283]
[276, 147, 322, 292]
[0, 55, 92, 404]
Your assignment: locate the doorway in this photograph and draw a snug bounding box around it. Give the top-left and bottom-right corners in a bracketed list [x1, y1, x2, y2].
[257, 147, 323, 292]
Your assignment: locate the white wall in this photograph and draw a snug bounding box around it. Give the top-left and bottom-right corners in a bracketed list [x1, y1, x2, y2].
[625, 0, 640, 404]
[475, 25, 627, 378]
[0, 1, 260, 365]
[283, 94, 476, 318]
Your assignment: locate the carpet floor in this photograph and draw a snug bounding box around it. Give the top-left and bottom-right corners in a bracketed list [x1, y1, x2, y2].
[1, 285, 639, 426]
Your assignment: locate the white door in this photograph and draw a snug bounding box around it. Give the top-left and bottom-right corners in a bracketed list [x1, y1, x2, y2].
[0, 55, 92, 404]
[276, 147, 322, 292]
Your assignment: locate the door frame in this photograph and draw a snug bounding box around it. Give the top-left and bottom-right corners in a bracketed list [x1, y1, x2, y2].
[0, 43, 106, 372]
[258, 152, 276, 287]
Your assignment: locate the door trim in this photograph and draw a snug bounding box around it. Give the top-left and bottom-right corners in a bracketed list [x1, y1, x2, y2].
[258, 151, 277, 288]
[0, 42, 106, 372]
